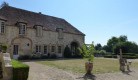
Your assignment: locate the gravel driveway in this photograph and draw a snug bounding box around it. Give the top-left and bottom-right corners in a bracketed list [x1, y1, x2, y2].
[21, 60, 138, 80]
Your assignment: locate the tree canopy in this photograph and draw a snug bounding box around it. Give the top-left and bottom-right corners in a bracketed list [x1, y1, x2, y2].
[0, 1, 9, 8]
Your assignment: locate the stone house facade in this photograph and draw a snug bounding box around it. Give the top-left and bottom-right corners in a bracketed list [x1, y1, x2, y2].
[0, 6, 85, 59]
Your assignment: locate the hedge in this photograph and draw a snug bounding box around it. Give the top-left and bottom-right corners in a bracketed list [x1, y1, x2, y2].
[104, 55, 138, 59]
[11, 59, 29, 80]
[118, 53, 136, 56]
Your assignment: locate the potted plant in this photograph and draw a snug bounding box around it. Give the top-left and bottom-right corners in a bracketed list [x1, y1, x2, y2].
[78, 41, 95, 74]
[1, 44, 8, 53]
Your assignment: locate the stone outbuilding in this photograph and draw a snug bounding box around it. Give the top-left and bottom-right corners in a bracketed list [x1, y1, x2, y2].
[0, 6, 85, 59]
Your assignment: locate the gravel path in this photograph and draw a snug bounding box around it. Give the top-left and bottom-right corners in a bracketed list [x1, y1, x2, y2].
[22, 61, 138, 80]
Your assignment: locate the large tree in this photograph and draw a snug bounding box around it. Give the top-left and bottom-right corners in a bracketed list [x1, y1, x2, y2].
[0, 1, 9, 8]
[107, 35, 128, 52]
[94, 43, 102, 50]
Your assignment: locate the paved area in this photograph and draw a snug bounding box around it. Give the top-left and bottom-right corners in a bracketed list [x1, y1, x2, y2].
[20, 58, 138, 80]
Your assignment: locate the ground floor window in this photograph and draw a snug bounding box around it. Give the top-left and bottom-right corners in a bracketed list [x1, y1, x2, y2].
[36, 46, 41, 52]
[13, 45, 18, 55]
[44, 46, 48, 55]
[58, 46, 62, 53]
[51, 46, 55, 53]
[0, 45, 1, 52]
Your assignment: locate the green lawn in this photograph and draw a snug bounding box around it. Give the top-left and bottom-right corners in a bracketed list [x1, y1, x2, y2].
[35, 59, 138, 74]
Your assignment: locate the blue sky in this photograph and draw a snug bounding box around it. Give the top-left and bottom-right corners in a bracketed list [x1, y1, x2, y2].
[1, 0, 138, 46]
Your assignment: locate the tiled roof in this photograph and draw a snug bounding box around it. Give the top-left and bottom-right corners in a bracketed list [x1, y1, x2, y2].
[0, 6, 85, 35]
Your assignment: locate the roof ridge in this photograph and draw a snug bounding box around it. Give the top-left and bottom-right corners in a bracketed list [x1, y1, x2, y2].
[2, 5, 64, 20]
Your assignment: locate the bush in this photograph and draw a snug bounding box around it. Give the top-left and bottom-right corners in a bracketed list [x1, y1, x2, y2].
[64, 46, 72, 58]
[71, 55, 83, 58]
[104, 55, 138, 59]
[11, 59, 29, 80]
[41, 55, 49, 59]
[50, 54, 57, 59]
[118, 53, 136, 56]
[29, 56, 40, 60]
[1, 44, 8, 50]
[18, 55, 30, 60]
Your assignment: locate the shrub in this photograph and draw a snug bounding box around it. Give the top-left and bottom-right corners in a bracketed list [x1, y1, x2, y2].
[18, 55, 30, 60]
[104, 55, 138, 59]
[41, 55, 49, 59]
[29, 56, 40, 60]
[11, 59, 29, 80]
[71, 55, 83, 58]
[118, 53, 136, 56]
[1, 44, 8, 50]
[64, 46, 72, 58]
[50, 54, 57, 59]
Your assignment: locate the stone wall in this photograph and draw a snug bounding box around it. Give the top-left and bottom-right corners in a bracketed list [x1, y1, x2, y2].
[0, 26, 85, 59]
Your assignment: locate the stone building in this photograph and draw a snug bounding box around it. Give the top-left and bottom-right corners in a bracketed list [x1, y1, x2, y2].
[0, 6, 85, 59]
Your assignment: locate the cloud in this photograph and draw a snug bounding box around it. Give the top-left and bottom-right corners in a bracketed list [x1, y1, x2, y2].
[113, 18, 138, 28]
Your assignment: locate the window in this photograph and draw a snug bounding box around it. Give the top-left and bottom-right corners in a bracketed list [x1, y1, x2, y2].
[58, 46, 62, 53]
[13, 45, 18, 55]
[58, 29, 63, 38]
[0, 21, 5, 34]
[19, 23, 26, 35]
[44, 46, 48, 55]
[51, 46, 55, 53]
[36, 46, 41, 52]
[36, 26, 42, 37]
[0, 45, 1, 52]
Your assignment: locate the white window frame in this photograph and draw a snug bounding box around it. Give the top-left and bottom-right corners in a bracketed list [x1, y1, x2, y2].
[44, 46, 48, 55]
[0, 21, 5, 34]
[13, 45, 18, 55]
[51, 46, 55, 53]
[58, 46, 62, 53]
[19, 23, 26, 35]
[36, 26, 42, 37]
[36, 46, 41, 53]
[58, 29, 63, 38]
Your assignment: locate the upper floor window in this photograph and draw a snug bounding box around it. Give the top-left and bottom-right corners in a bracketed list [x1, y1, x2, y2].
[36, 26, 42, 37]
[0, 21, 5, 34]
[19, 23, 26, 35]
[58, 29, 63, 39]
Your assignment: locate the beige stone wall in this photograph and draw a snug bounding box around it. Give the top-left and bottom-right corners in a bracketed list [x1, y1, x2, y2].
[0, 26, 84, 58]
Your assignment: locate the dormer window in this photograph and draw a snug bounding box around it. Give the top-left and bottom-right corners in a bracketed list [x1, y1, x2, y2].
[19, 23, 26, 35]
[36, 26, 42, 37]
[0, 21, 5, 34]
[57, 28, 63, 39]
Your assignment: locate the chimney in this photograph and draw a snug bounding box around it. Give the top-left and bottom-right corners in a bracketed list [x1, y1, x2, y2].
[39, 12, 41, 14]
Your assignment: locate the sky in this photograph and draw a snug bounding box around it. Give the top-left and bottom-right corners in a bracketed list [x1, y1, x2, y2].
[1, 0, 138, 46]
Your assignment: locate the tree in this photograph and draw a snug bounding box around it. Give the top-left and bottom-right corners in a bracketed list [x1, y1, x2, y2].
[102, 45, 111, 52]
[107, 36, 119, 52]
[94, 43, 102, 50]
[107, 35, 128, 52]
[119, 35, 127, 42]
[0, 1, 9, 8]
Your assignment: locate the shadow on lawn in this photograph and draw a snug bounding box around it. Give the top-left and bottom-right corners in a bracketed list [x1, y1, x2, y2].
[122, 70, 134, 75]
[76, 73, 96, 80]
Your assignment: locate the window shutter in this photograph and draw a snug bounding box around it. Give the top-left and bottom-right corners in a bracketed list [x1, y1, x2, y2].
[23, 25, 25, 34]
[36, 26, 39, 36]
[19, 24, 22, 34]
[40, 27, 42, 36]
[58, 29, 62, 38]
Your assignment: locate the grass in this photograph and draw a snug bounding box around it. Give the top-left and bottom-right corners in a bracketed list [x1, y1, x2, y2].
[11, 59, 29, 68]
[35, 58, 138, 74]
